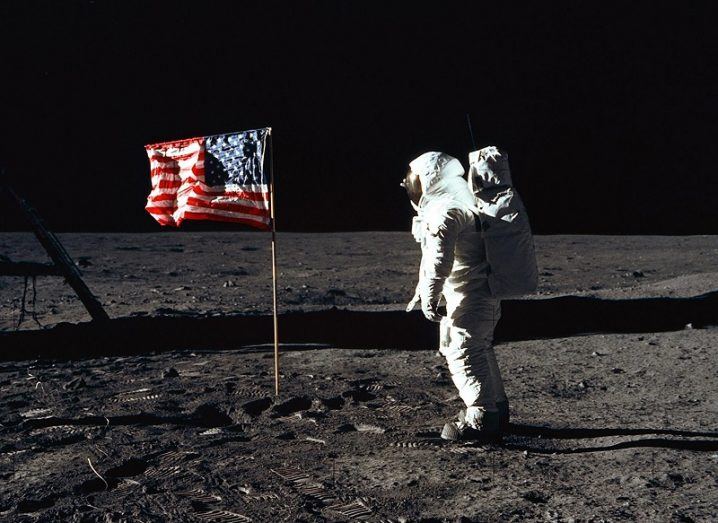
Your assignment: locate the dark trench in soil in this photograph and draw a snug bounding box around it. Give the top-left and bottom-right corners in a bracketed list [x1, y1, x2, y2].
[2, 291, 718, 360]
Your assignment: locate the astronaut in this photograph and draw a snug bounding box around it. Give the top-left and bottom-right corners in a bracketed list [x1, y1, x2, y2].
[403, 151, 512, 441]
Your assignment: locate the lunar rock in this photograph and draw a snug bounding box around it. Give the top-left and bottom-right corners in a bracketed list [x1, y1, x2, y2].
[161, 367, 179, 378]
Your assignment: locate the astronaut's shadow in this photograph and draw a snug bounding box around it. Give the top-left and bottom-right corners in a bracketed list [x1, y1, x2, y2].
[499, 423, 718, 454]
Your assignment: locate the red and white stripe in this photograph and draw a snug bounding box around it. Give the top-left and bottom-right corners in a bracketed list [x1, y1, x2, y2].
[145, 136, 271, 229]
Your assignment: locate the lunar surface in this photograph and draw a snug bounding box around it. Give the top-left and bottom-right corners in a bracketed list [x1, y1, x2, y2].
[1, 232, 717, 521]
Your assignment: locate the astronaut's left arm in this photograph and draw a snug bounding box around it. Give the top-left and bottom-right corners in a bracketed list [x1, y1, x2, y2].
[418, 208, 464, 321]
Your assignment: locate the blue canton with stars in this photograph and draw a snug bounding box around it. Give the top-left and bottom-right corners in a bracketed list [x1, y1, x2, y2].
[204, 129, 269, 187]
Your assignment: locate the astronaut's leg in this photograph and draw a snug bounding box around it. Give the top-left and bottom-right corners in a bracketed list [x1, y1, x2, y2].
[481, 300, 510, 427]
[439, 316, 451, 355]
[443, 320, 496, 412]
[485, 348, 509, 425]
[440, 295, 501, 435]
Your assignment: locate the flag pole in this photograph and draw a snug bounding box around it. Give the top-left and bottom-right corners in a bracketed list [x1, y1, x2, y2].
[268, 129, 280, 397]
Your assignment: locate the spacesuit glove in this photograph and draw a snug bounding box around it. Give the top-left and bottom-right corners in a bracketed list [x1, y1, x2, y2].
[406, 286, 421, 312]
[422, 300, 442, 323]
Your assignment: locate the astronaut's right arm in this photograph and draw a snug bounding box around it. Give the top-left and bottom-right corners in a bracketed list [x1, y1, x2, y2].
[417, 208, 464, 320]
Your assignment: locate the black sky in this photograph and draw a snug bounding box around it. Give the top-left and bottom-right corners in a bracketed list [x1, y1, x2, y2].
[1, 1, 716, 234]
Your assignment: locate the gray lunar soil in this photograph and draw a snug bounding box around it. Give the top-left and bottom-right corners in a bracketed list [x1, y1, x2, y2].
[0, 232, 717, 522]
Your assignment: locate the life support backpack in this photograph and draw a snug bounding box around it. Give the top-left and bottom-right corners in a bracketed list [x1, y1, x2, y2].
[468, 146, 538, 298]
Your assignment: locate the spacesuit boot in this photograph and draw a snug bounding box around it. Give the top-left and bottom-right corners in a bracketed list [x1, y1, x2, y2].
[441, 407, 501, 442]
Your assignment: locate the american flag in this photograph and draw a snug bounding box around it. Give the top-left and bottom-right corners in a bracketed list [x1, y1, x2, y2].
[145, 128, 271, 229]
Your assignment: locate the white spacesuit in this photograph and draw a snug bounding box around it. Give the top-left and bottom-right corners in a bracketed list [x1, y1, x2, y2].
[405, 149, 535, 440]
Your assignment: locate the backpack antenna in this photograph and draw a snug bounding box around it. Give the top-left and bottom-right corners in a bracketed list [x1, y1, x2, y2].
[466, 113, 478, 151]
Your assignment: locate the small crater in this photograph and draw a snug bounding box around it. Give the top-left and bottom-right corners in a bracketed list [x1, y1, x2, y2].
[16, 495, 58, 513]
[522, 490, 550, 504]
[334, 423, 357, 434]
[241, 397, 273, 417]
[320, 396, 345, 410]
[271, 396, 312, 417]
[189, 403, 234, 428]
[76, 477, 118, 494]
[341, 388, 376, 402]
[161, 367, 180, 379]
[106, 458, 148, 478]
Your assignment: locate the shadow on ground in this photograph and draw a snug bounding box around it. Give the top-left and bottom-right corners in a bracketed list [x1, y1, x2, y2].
[17, 413, 718, 455]
[501, 423, 718, 454]
[2, 291, 717, 360]
[5, 294, 715, 463]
